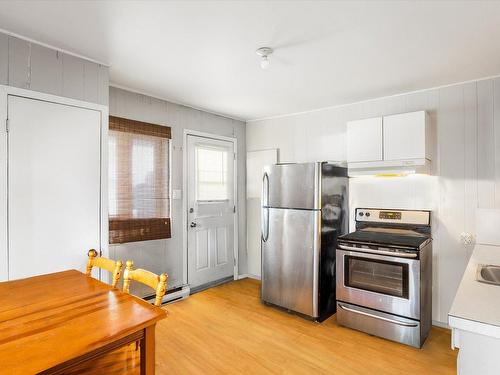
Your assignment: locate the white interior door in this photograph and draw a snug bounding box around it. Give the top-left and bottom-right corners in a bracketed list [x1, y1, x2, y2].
[8, 95, 101, 280]
[246, 149, 277, 277]
[187, 134, 235, 288]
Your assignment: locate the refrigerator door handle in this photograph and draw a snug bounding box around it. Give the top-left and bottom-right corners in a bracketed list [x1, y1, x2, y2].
[262, 172, 269, 207]
[261, 207, 269, 242]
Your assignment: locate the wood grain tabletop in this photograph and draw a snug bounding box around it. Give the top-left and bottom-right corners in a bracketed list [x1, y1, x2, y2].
[0, 270, 167, 374]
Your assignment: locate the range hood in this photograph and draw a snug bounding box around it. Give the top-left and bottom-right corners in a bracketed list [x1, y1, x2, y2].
[348, 158, 431, 177]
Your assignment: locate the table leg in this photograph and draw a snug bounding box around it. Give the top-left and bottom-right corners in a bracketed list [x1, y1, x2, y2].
[141, 324, 156, 375]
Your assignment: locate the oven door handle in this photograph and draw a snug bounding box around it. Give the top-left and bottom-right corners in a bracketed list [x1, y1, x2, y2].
[338, 244, 417, 258]
[338, 303, 419, 328]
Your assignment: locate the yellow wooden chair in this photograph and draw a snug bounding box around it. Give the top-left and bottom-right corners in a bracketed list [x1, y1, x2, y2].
[85, 249, 124, 288]
[123, 260, 168, 307]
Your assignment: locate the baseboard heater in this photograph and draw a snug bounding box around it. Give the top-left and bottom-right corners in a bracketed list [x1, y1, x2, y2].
[144, 285, 191, 305]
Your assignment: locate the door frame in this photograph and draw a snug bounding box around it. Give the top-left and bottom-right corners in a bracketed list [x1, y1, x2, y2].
[0, 85, 109, 282]
[182, 129, 238, 287]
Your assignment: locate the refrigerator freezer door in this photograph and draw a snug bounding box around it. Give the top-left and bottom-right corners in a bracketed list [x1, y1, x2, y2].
[262, 208, 321, 317]
[263, 163, 321, 210]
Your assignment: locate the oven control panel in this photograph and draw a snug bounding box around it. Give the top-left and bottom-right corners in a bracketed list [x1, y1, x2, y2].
[379, 211, 402, 220]
[356, 208, 430, 225]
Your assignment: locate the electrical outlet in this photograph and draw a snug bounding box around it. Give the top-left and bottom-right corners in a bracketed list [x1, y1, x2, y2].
[460, 232, 475, 246]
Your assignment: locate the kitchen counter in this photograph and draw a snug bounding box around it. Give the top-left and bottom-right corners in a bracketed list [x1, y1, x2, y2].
[449, 244, 500, 337]
[448, 244, 500, 375]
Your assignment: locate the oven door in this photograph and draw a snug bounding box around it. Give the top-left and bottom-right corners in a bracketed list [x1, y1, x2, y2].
[336, 248, 420, 319]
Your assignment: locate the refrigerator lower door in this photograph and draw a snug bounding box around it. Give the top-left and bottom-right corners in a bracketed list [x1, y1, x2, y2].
[262, 207, 321, 317]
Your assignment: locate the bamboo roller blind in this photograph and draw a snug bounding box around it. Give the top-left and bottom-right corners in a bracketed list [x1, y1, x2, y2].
[109, 116, 171, 244]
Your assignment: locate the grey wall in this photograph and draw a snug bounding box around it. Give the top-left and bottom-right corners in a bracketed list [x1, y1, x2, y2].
[109, 87, 247, 290]
[0, 32, 108, 105]
[247, 77, 500, 324]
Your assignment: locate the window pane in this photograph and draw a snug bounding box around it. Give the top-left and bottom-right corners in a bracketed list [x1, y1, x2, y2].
[132, 138, 155, 218]
[345, 256, 408, 298]
[196, 145, 229, 201]
[109, 130, 169, 219]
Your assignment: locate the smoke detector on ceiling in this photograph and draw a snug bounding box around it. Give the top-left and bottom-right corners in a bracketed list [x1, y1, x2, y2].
[256, 47, 273, 69]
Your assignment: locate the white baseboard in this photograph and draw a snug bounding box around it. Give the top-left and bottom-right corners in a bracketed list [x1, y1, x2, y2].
[432, 320, 449, 329]
[238, 273, 261, 280]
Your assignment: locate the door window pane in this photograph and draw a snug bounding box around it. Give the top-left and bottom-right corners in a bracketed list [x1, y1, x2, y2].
[196, 145, 229, 201]
[345, 256, 409, 298]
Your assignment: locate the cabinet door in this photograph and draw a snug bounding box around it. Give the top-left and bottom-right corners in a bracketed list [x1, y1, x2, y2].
[347, 117, 383, 163]
[383, 111, 426, 160]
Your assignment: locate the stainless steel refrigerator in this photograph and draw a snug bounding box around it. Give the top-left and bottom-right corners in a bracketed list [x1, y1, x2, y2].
[261, 162, 349, 321]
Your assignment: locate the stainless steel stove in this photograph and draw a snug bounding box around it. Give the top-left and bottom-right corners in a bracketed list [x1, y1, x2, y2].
[336, 208, 432, 348]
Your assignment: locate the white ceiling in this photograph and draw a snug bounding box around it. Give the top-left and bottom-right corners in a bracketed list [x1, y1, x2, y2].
[1, 1, 500, 121]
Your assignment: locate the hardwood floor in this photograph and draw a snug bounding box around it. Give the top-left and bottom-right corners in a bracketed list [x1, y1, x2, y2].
[155, 278, 457, 374]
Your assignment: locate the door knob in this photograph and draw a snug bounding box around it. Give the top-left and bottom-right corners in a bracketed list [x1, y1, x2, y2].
[190, 222, 197, 228]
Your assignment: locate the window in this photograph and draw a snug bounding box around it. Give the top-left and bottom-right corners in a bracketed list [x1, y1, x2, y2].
[196, 145, 229, 201]
[345, 256, 409, 298]
[108, 116, 171, 244]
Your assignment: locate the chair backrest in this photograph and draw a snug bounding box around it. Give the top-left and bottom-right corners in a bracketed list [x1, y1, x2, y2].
[123, 260, 168, 307]
[85, 249, 123, 288]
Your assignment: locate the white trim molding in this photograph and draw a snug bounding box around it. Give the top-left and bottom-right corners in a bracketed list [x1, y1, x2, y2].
[238, 274, 261, 281]
[0, 28, 109, 67]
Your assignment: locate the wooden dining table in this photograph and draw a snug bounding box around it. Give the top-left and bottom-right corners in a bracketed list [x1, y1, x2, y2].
[0, 269, 167, 374]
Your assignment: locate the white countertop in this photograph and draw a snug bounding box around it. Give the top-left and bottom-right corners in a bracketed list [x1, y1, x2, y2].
[449, 244, 500, 338]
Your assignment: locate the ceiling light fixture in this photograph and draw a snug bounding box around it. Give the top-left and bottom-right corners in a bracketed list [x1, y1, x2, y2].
[256, 47, 273, 69]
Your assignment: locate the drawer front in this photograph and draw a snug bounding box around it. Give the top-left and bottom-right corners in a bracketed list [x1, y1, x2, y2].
[336, 302, 422, 348]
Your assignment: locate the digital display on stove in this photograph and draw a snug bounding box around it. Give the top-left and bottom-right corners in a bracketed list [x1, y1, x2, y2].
[379, 211, 402, 220]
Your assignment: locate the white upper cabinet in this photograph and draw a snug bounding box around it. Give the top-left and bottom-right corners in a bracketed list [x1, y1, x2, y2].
[383, 111, 428, 161]
[347, 110, 431, 176]
[347, 117, 383, 163]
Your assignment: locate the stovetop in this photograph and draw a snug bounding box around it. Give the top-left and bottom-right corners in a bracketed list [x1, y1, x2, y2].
[338, 230, 429, 249]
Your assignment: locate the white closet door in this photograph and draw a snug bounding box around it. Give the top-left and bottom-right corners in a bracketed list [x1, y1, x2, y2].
[8, 96, 101, 280]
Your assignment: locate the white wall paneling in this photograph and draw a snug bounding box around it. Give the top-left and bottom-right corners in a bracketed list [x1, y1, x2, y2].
[0, 31, 108, 105]
[246, 149, 277, 199]
[476, 209, 500, 246]
[437, 84, 470, 326]
[477, 79, 495, 209]
[109, 87, 246, 290]
[30, 44, 62, 95]
[0, 33, 8, 85]
[464, 83, 478, 240]
[83, 60, 99, 103]
[247, 76, 500, 324]
[7, 36, 30, 89]
[62, 54, 85, 100]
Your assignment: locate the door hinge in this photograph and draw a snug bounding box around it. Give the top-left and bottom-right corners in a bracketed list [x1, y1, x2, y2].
[233, 205, 236, 213]
[234, 258, 236, 266]
[234, 153, 236, 160]
[5, 118, 9, 133]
